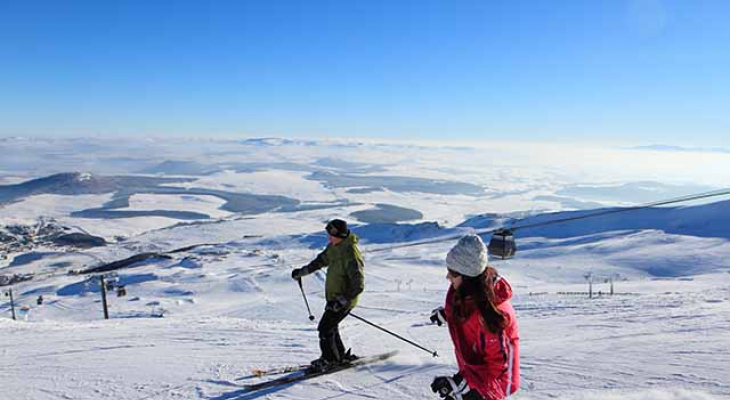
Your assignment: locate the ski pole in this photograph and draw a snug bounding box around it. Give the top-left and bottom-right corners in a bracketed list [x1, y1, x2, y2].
[297, 278, 315, 321]
[349, 312, 438, 357]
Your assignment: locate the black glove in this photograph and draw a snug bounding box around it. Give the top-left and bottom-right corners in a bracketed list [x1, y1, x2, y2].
[430, 307, 446, 326]
[325, 296, 350, 313]
[431, 375, 453, 398]
[431, 373, 473, 399]
[291, 267, 306, 280]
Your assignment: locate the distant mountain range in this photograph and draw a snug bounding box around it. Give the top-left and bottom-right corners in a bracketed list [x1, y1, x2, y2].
[0, 172, 300, 218]
[238, 137, 319, 147]
[0, 172, 192, 206]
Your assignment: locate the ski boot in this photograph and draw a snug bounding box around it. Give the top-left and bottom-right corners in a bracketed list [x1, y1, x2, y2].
[307, 357, 335, 373]
[341, 349, 359, 365]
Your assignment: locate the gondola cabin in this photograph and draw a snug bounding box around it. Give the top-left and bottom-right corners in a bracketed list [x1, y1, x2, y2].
[488, 229, 516, 260]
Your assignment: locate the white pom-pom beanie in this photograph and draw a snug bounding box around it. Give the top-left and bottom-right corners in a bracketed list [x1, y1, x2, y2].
[446, 234, 489, 277]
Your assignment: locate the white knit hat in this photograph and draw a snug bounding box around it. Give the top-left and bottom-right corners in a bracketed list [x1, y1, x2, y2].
[446, 234, 489, 277]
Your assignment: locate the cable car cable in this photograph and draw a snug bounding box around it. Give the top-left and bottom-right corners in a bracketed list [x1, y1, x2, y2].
[507, 188, 730, 232]
[369, 187, 730, 254]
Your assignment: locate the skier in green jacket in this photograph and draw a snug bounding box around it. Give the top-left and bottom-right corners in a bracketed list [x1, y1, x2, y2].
[291, 219, 365, 372]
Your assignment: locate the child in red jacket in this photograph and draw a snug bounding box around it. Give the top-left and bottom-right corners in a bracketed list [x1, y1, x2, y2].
[430, 234, 520, 400]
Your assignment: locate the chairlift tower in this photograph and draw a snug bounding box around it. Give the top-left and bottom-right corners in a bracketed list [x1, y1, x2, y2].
[609, 273, 620, 296]
[4, 288, 16, 320]
[584, 272, 594, 299]
[100, 275, 109, 320]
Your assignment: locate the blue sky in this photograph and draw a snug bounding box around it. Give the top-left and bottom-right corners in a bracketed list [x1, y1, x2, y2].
[1, 0, 728, 145]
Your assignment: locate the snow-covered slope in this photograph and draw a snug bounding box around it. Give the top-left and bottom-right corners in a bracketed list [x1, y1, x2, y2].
[1, 138, 729, 400]
[3, 200, 729, 400]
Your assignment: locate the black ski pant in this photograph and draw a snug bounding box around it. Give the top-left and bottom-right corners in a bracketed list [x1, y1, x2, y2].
[317, 307, 350, 362]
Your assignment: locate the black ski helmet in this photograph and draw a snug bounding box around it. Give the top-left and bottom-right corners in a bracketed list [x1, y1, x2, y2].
[325, 219, 349, 238]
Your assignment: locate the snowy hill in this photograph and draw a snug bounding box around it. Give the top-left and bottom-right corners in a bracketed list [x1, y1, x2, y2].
[475, 200, 730, 240]
[458, 201, 730, 278]
[0, 172, 193, 205]
[1, 138, 729, 400]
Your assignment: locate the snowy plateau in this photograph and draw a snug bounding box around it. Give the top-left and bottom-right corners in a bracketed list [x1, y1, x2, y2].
[1, 137, 729, 400]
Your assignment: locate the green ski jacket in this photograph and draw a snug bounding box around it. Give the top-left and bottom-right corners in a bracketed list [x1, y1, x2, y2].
[303, 233, 365, 308]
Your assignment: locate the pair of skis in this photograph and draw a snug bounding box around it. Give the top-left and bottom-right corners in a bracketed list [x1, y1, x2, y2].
[242, 351, 398, 392]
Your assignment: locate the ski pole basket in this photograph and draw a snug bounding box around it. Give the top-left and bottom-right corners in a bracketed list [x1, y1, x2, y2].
[488, 228, 516, 260]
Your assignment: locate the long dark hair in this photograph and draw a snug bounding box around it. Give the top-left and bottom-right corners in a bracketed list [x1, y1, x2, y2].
[452, 268, 506, 334]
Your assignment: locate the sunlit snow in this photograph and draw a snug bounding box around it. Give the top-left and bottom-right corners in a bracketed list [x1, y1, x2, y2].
[1, 137, 728, 400]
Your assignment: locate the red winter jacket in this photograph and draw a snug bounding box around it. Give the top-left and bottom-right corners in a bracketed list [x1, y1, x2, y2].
[444, 275, 520, 400]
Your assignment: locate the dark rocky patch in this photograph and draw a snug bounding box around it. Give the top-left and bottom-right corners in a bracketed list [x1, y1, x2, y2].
[52, 233, 107, 248]
[72, 209, 211, 220]
[80, 253, 173, 274]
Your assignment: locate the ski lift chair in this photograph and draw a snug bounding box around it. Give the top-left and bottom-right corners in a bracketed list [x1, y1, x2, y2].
[488, 229, 517, 260]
